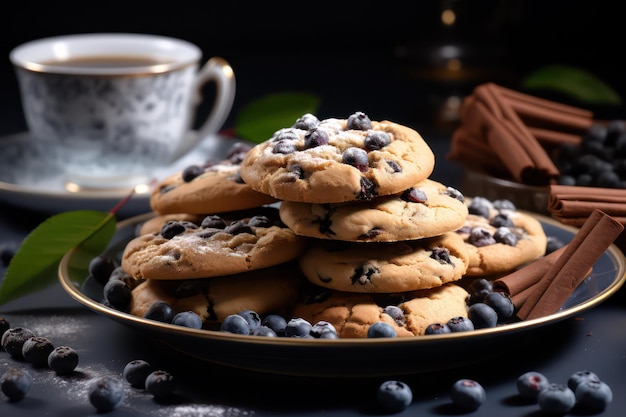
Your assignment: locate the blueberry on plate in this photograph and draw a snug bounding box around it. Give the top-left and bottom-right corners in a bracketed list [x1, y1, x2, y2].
[88, 376, 125, 412]
[310, 321, 338, 339]
[88, 255, 117, 285]
[424, 323, 451, 335]
[143, 301, 175, 323]
[450, 379, 486, 411]
[284, 318, 313, 338]
[0, 367, 32, 401]
[467, 303, 498, 329]
[575, 379, 613, 413]
[377, 380, 413, 412]
[261, 314, 287, 336]
[447, 316, 474, 332]
[123, 359, 153, 388]
[537, 383, 576, 414]
[220, 314, 251, 335]
[251, 325, 278, 337]
[483, 291, 515, 322]
[237, 310, 262, 331]
[172, 311, 203, 329]
[517, 371, 550, 400]
[367, 322, 397, 338]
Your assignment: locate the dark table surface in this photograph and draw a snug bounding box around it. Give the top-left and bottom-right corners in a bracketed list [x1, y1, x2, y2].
[2, 4, 626, 414]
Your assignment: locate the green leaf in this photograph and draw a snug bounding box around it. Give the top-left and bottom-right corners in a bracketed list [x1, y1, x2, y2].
[0, 210, 117, 306]
[235, 92, 321, 143]
[522, 65, 622, 105]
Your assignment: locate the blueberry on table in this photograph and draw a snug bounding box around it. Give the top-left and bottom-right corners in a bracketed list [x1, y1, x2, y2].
[575, 379, 613, 413]
[145, 370, 176, 399]
[22, 336, 55, 367]
[377, 380, 413, 412]
[537, 383, 576, 414]
[0, 367, 32, 401]
[517, 371, 550, 400]
[0, 317, 10, 342]
[88, 376, 125, 412]
[450, 379, 486, 411]
[1, 327, 36, 359]
[367, 321, 397, 338]
[567, 370, 601, 392]
[48, 345, 79, 374]
[123, 359, 153, 388]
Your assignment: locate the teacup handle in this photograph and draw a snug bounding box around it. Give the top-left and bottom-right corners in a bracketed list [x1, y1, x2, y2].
[171, 56, 236, 161]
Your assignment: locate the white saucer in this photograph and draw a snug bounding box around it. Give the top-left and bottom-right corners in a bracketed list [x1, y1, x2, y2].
[0, 131, 244, 218]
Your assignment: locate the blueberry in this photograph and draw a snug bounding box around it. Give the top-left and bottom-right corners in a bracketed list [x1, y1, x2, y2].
[489, 213, 514, 228]
[537, 383, 576, 414]
[48, 345, 79, 374]
[293, 113, 320, 130]
[492, 199, 516, 211]
[123, 359, 153, 388]
[0, 317, 10, 346]
[364, 131, 391, 150]
[567, 370, 601, 392]
[424, 323, 451, 335]
[1, 327, 36, 359]
[445, 187, 464, 202]
[88, 255, 117, 285]
[181, 164, 204, 182]
[172, 311, 203, 329]
[346, 111, 372, 130]
[575, 379, 613, 413]
[483, 291, 514, 322]
[310, 321, 338, 338]
[251, 326, 278, 337]
[220, 314, 251, 335]
[237, 310, 262, 331]
[88, 376, 125, 412]
[447, 316, 474, 332]
[450, 379, 486, 411]
[284, 318, 312, 338]
[367, 322, 397, 338]
[145, 370, 176, 399]
[467, 303, 498, 329]
[0, 367, 32, 401]
[377, 380, 412, 412]
[223, 220, 254, 235]
[401, 187, 428, 203]
[201, 215, 227, 229]
[103, 279, 132, 311]
[261, 314, 287, 336]
[144, 301, 175, 323]
[467, 278, 493, 305]
[304, 128, 329, 148]
[160, 220, 194, 239]
[22, 336, 55, 367]
[517, 371, 550, 400]
[273, 140, 297, 154]
[468, 196, 493, 218]
[342, 147, 369, 172]
[382, 305, 405, 326]
[468, 227, 496, 247]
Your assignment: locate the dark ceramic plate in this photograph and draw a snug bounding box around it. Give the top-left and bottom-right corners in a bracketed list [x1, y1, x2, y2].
[58, 213, 626, 377]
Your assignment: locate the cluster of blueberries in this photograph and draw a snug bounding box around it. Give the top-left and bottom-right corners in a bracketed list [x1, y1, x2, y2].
[377, 369, 612, 413]
[0, 316, 175, 411]
[556, 120, 626, 188]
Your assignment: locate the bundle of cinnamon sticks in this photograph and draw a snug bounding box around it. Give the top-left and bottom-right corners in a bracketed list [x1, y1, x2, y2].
[449, 82, 626, 238]
[448, 83, 594, 185]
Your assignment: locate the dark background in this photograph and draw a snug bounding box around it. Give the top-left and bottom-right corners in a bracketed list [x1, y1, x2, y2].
[0, 0, 623, 137]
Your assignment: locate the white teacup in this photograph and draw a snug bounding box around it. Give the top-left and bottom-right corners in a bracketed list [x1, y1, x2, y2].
[9, 33, 236, 189]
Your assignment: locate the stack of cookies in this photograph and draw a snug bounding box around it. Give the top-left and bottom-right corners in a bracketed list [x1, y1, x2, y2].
[118, 111, 549, 337]
[239, 112, 474, 337]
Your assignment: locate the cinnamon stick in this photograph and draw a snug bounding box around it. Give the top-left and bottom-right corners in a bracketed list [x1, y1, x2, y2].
[516, 209, 624, 320]
[493, 246, 566, 308]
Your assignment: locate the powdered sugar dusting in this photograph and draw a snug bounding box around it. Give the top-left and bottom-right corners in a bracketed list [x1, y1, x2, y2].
[155, 404, 254, 417]
[18, 314, 90, 343]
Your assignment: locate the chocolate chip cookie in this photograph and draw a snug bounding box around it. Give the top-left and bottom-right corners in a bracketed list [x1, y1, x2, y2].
[122, 207, 307, 280]
[297, 231, 469, 293]
[279, 179, 468, 242]
[239, 112, 436, 203]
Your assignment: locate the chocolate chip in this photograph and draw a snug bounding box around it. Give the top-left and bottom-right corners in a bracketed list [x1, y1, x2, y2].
[386, 160, 402, 173]
[350, 264, 378, 285]
[430, 247, 453, 265]
[357, 177, 378, 200]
